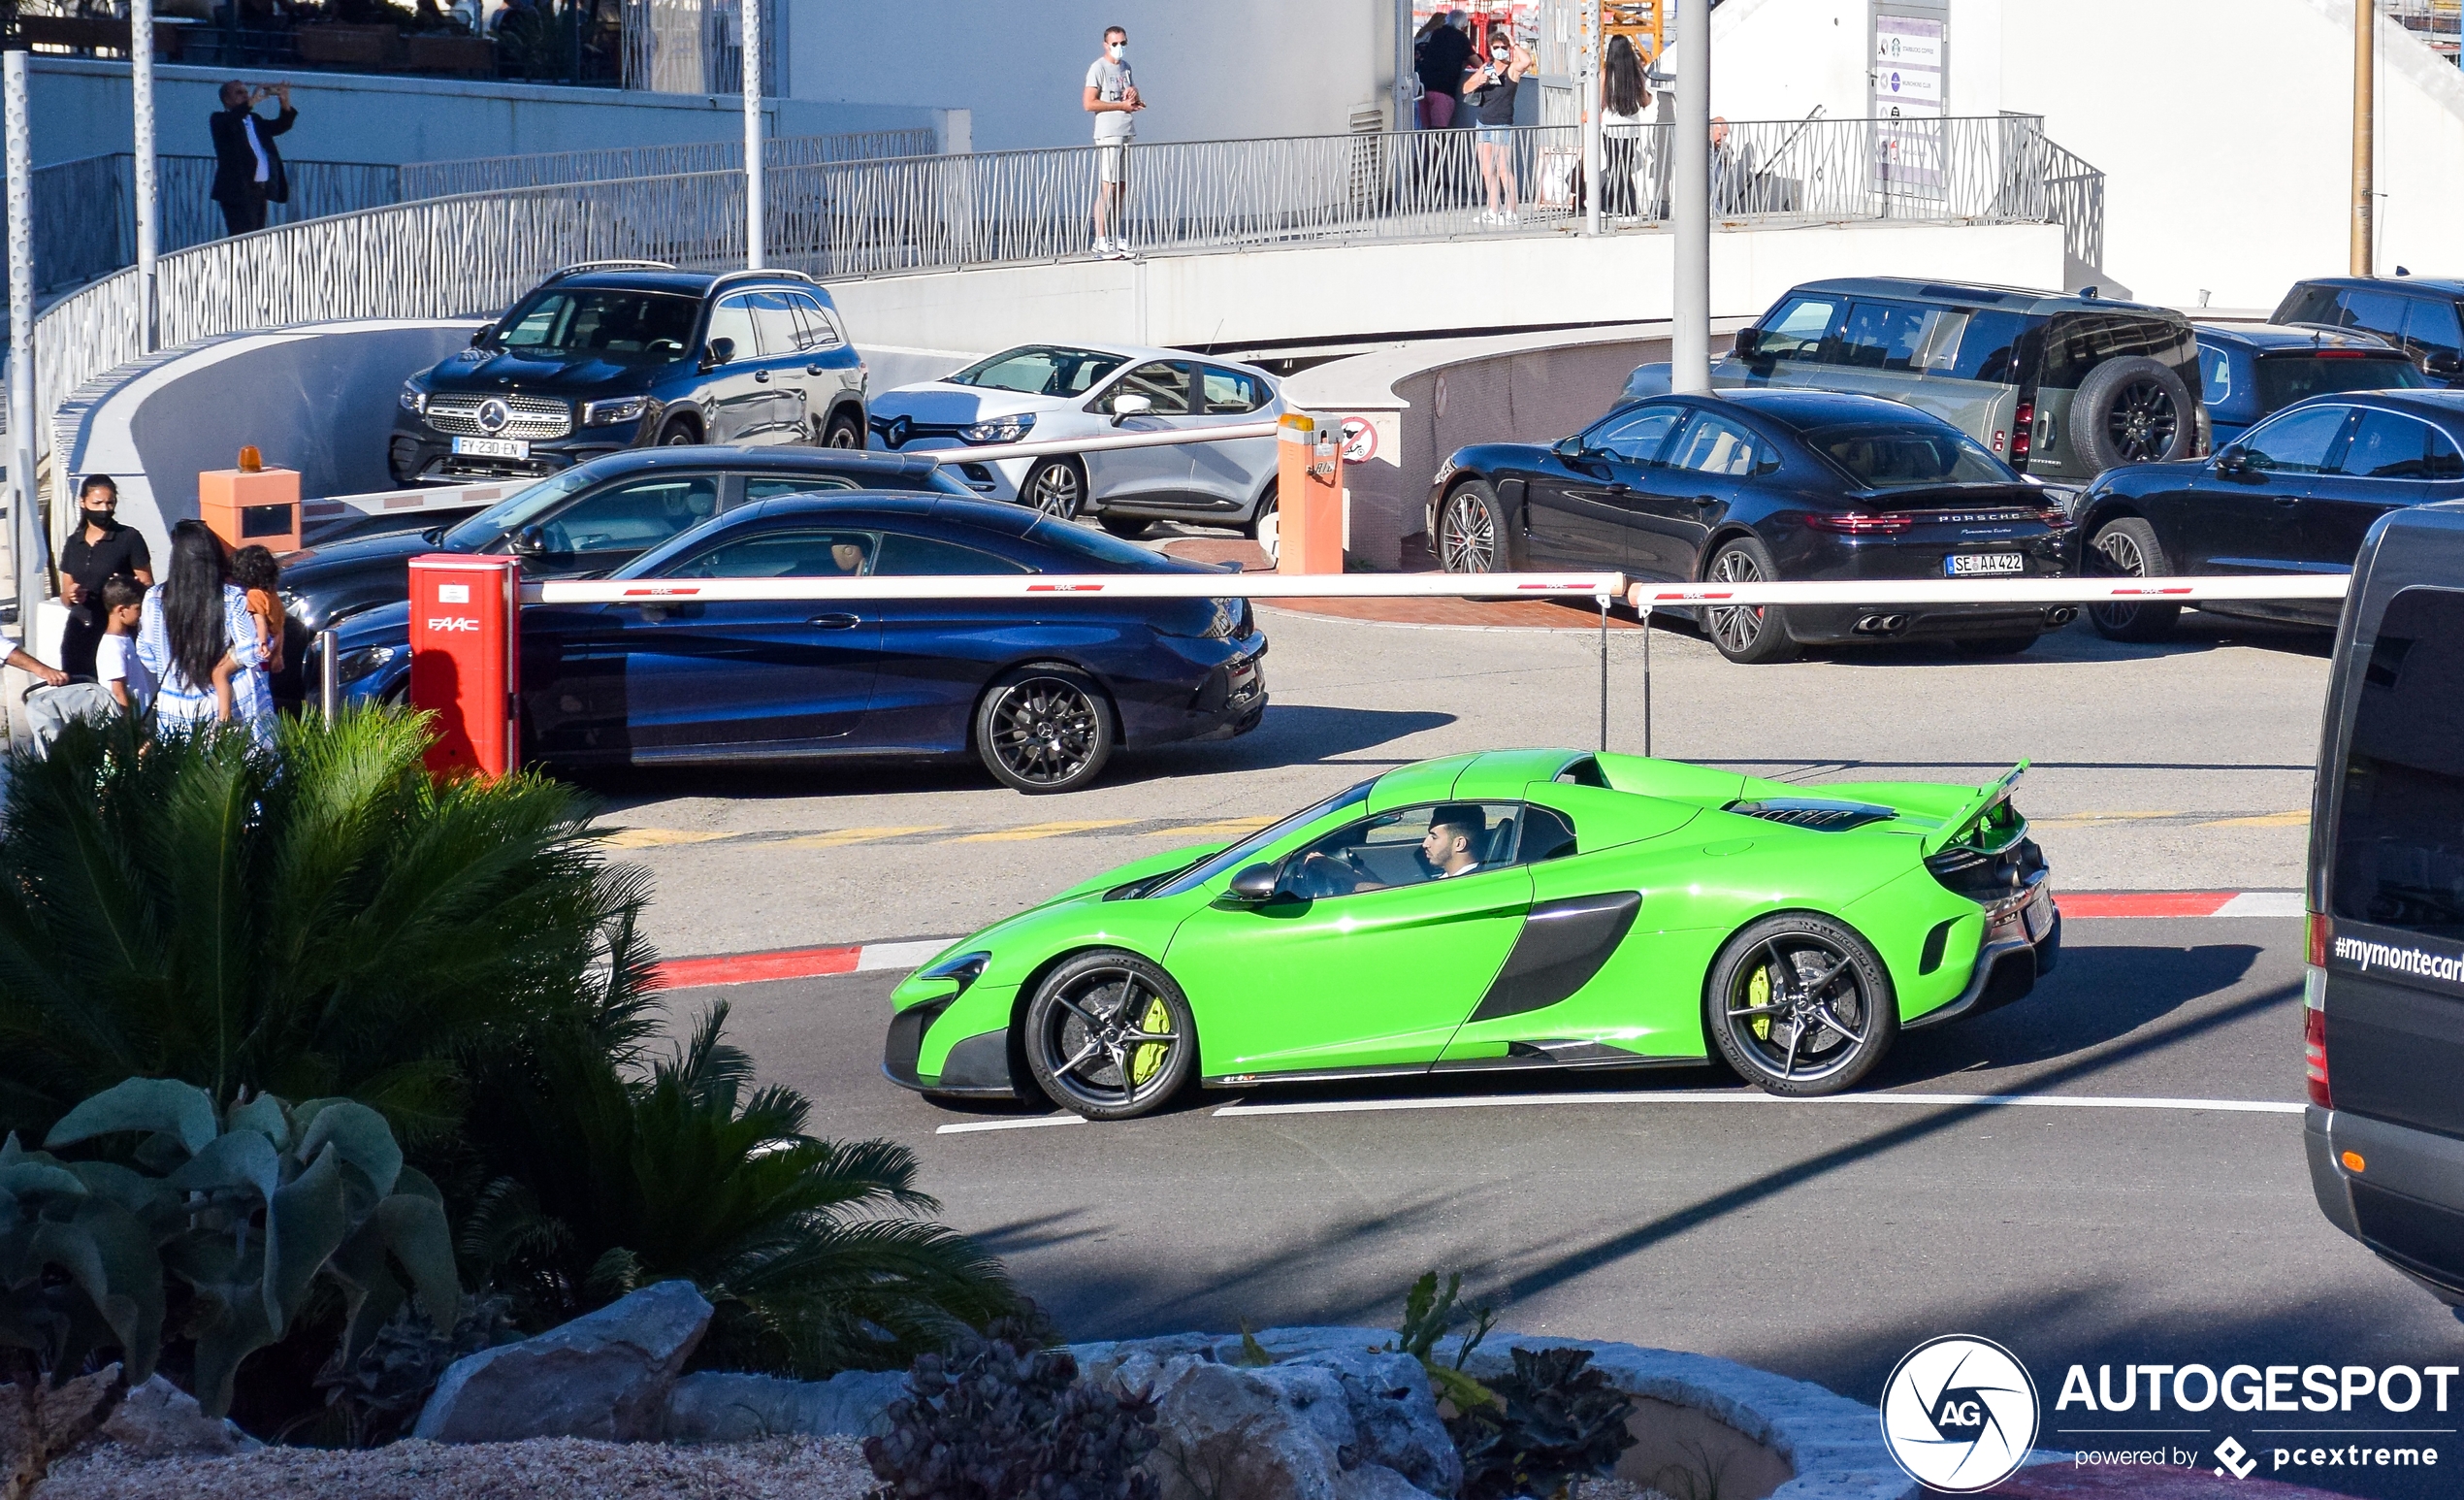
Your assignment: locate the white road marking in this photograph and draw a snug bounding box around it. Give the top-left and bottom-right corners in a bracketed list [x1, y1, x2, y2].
[1210, 1091, 2306, 1120]
[935, 1115, 1087, 1135]
[859, 940, 955, 971]
[2214, 891, 2305, 917]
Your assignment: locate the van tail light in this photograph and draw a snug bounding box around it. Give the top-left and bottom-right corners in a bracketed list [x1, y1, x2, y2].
[2012, 402, 2035, 458]
[1805, 511, 1914, 536]
[2305, 911, 2331, 1109]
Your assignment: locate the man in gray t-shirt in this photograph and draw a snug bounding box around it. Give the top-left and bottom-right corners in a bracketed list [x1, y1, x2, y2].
[1084, 24, 1144, 258]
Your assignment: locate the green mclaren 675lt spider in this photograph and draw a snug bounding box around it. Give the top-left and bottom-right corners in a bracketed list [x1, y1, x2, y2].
[883, 749, 2058, 1120]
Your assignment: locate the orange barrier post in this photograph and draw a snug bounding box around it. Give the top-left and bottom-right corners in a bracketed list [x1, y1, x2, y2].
[1275, 412, 1345, 574]
[407, 554, 521, 781]
[197, 463, 301, 553]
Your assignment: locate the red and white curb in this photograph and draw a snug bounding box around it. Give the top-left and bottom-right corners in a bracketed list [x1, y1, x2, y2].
[649, 892, 2304, 990]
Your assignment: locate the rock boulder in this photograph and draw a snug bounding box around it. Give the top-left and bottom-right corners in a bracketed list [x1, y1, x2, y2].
[412, 1280, 711, 1443]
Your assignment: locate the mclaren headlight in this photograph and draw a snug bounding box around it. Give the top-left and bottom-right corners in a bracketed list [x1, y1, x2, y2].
[337, 644, 398, 685]
[583, 396, 651, 427]
[960, 413, 1036, 443]
[917, 950, 992, 995]
[399, 379, 427, 413]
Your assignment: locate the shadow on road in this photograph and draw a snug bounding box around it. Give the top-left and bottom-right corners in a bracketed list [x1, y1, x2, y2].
[1886, 941, 2269, 1079]
[568, 704, 1457, 809]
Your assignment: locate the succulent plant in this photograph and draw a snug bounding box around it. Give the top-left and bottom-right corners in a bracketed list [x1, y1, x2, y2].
[864, 1317, 1159, 1500]
[1449, 1346, 1638, 1500]
[1393, 1269, 1502, 1412]
[0, 1077, 460, 1420]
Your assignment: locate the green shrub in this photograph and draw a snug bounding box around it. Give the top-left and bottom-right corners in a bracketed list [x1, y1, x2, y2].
[1392, 1269, 1501, 1412]
[0, 710, 656, 1144]
[11, 1077, 461, 1416]
[864, 1317, 1158, 1500]
[459, 1002, 1021, 1378]
[1448, 1346, 1638, 1500]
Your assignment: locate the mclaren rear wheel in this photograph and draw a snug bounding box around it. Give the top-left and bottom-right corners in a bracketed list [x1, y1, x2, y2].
[1705, 914, 1897, 1096]
[1023, 950, 1196, 1120]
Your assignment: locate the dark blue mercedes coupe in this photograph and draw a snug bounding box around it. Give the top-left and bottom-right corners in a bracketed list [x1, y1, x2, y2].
[318, 494, 1268, 792]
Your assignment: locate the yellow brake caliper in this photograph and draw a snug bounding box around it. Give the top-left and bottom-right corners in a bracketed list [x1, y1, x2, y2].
[1128, 996, 1172, 1086]
[1744, 964, 1772, 1041]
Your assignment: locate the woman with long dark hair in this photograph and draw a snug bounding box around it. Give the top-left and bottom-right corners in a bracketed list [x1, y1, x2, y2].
[1601, 36, 1651, 219]
[136, 520, 269, 739]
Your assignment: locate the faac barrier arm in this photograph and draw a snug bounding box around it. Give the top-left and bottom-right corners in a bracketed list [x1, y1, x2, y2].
[409, 569, 2356, 778]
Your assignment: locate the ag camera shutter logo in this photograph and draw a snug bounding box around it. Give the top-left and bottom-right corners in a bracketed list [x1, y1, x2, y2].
[1880, 1335, 2040, 1491]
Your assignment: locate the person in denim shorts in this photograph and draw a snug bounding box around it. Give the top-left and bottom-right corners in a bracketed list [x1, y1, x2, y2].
[1463, 28, 1530, 223]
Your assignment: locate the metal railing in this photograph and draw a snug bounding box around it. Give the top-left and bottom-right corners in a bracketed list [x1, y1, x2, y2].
[11, 152, 405, 294]
[26, 114, 2101, 531]
[397, 127, 936, 199]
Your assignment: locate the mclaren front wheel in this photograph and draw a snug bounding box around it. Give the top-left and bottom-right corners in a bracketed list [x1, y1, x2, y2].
[1022, 951, 1196, 1120]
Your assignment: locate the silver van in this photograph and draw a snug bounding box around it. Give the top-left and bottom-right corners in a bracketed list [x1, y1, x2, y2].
[1627, 278, 2208, 492]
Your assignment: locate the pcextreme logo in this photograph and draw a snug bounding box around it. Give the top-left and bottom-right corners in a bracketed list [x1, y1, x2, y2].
[1880, 1335, 2041, 1491]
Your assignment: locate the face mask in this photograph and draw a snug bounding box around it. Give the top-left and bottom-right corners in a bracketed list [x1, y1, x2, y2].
[1492, 49, 1509, 61]
[81, 505, 114, 527]
[1109, 43, 1125, 59]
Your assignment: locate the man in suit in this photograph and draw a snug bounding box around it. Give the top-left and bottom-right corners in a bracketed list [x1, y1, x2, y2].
[210, 80, 295, 237]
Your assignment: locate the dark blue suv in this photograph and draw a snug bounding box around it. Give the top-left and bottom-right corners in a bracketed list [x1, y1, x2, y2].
[389, 261, 869, 485]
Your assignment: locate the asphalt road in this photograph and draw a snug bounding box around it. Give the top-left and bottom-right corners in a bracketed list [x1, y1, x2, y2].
[690, 912, 2460, 1500]
[588, 604, 2461, 1499]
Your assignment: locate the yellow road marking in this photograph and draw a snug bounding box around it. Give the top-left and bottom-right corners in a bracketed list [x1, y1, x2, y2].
[599, 828, 742, 849]
[2026, 811, 2180, 830]
[777, 825, 948, 848]
[946, 819, 1139, 843]
[2202, 811, 2309, 828]
[1149, 816, 1280, 838]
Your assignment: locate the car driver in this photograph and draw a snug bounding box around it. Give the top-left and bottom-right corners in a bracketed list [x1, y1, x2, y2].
[1286, 804, 1488, 899]
[1422, 804, 1487, 879]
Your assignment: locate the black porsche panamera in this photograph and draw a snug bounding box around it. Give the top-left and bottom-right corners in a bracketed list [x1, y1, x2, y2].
[1427, 389, 2080, 664]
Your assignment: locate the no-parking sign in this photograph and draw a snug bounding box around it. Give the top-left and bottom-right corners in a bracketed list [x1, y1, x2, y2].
[1339, 417, 1378, 465]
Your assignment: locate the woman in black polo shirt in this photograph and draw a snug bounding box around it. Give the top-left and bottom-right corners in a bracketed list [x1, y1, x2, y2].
[57, 475, 155, 681]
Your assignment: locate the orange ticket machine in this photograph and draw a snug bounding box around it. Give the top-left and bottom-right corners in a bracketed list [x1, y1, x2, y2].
[1275, 412, 1345, 574]
[407, 554, 521, 781]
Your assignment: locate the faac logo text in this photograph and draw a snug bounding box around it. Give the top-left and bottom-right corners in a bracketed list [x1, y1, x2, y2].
[426, 617, 480, 634]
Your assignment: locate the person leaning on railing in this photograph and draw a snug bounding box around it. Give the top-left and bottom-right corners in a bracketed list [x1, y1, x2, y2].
[1600, 34, 1650, 219]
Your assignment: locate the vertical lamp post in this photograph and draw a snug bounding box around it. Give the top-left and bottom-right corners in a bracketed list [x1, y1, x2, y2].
[4, 40, 40, 634]
[1670, 0, 1710, 393]
[133, 0, 159, 352]
[1580, 0, 1602, 238]
[2351, 0, 2375, 277]
[742, 0, 764, 270]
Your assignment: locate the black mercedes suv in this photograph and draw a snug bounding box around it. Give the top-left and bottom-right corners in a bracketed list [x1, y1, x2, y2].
[389, 261, 870, 485]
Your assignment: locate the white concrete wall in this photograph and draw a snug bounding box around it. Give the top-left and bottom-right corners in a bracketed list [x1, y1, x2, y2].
[1702, 0, 2464, 310]
[788, 0, 1400, 153]
[36, 56, 956, 168]
[824, 219, 2064, 353]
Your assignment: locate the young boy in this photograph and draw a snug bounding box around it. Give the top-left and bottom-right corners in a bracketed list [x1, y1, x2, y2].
[94, 576, 156, 713]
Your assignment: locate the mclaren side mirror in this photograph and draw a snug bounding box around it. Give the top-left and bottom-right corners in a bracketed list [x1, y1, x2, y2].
[703, 337, 736, 369]
[1112, 392, 1155, 425]
[1552, 435, 1586, 460]
[1226, 863, 1281, 903]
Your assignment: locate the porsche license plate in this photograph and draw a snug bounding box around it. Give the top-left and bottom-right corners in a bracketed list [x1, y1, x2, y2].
[452, 437, 529, 459]
[1946, 552, 2025, 577]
